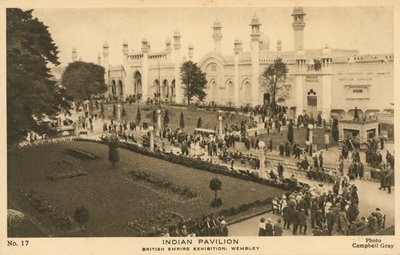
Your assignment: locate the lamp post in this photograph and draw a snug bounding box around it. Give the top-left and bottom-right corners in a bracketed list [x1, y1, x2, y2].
[149, 126, 154, 152]
[158, 60, 161, 108]
[218, 115, 223, 139]
[308, 123, 313, 156]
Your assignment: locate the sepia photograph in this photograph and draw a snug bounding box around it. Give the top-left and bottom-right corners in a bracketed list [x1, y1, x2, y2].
[2, 0, 399, 254]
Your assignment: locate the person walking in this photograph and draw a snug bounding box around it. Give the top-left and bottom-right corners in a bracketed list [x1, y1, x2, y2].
[325, 207, 336, 235]
[258, 218, 266, 236]
[298, 209, 308, 235]
[265, 218, 274, 236]
[273, 219, 283, 236]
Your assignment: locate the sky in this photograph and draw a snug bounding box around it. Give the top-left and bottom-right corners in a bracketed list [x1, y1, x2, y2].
[32, 6, 394, 66]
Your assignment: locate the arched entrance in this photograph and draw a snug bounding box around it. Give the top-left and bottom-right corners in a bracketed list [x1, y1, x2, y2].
[134, 71, 142, 98]
[170, 79, 176, 103]
[111, 80, 116, 95]
[243, 80, 251, 105]
[210, 80, 218, 103]
[153, 79, 160, 99]
[162, 79, 168, 99]
[306, 89, 317, 118]
[118, 80, 123, 96]
[227, 81, 234, 105]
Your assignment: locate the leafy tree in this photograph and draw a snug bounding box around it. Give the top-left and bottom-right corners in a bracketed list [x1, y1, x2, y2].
[332, 117, 339, 143]
[7, 8, 71, 145]
[209, 177, 222, 204]
[179, 112, 185, 129]
[261, 58, 288, 115]
[112, 103, 117, 120]
[108, 134, 120, 167]
[61, 61, 107, 103]
[136, 105, 141, 125]
[163, 110, 170, 126]
[314, 59, 322, 71]
[180, 60, 207, 105]
[197, 117, 202, 128]
[287, 121, 294, 144]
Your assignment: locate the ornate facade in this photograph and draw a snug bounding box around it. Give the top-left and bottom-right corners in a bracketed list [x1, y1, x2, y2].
[74, 7, 394, 120]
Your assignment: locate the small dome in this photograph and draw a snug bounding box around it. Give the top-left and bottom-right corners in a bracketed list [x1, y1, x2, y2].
[72, 46, 77, 52]
[123, 39, 128, 46]
[277, 39, 282, 45]
[165, 37, 171, 44]
[142, 37, 148, 43]
[174, 29, 180, 37]
[250, 14, 261, 26]
[234, 39, 241, 45]
[292, 6, 305, 16]
[322, 45, 332, 57]
[188, 42, 193, 49]
[295, 48, 306, 59]
[103, 41, 109, 48]
[212, 18, 222, 28]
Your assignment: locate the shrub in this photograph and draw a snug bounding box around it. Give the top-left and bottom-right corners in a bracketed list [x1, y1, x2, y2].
[210, 198, 223, 208]
[74, 207, 90, 224]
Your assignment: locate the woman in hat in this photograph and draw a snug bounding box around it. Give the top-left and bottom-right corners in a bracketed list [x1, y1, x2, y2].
[258, 217, 266, 236]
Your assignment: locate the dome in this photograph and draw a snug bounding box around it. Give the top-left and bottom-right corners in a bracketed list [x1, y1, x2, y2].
[72, 46, 77, 52]
[165, 37, 171, 44]
[250, 14, 261, 26]
[260, 32, 270, 50]
[174, 29, 180, 37]
[142, 37, 148, 43]
[188, 42, 193, 49]
[292, 6, 305, 16]
[103, 41, 109, 48]
[322, 45, 332, 57]
[295, 47, 306, 59]
[123, 39, 128, 46]
[212, 18, 222, 28]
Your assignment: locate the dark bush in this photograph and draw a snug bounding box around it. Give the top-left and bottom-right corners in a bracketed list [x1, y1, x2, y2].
[210, 198, 223, 208]
[74, 207, 90, 224]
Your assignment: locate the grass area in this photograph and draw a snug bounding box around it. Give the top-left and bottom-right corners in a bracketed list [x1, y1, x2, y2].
[8, 141, 284, 237]
[96, 102, 248, 133]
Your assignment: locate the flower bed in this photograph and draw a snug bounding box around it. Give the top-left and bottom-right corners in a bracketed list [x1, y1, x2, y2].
[46, 169, 88, 181]
[64, 148, 99, 160]
[127, 170, 198, 199]
[19, 190, 77, 232]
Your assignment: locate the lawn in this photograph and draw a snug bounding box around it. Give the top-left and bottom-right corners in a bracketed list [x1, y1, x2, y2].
[8, 141, 284, 237]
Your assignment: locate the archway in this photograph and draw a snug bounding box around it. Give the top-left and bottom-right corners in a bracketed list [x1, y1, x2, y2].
[154, 79, 160, 99]
[162, 79, 168, 99]
[306, 89, 317, 118]
[210, 80, 218, 103]
[134, 71, 142, 98]
[243, 80, 251, 105]
[170, 79, 176, 103]
[111, 80, 116, 95]
[118, 80, 123, 96]
[226, 80, 234, 105]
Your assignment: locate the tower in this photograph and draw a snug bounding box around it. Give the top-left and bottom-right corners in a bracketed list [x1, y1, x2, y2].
[97, 53, 101, 65]
[321, 45, 333, 121]
[122, 39, 128, 66]
[165, 38, 172, 60]
[103, 41, 109, 84]
[212, 18, 222, 53]
[292, 7, 306, 51]
[250, 14, 261, 106]
[188, 43, 194, 60]
[141, 37, 149, 101]
[173, 29, 182, 103]
[72, 47, 77, 62]
[233, 39, 241, 107]
[277, 39, 282, 52]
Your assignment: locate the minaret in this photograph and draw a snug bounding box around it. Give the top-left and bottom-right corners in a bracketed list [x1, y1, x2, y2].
[72, 47, 77, 62]
[250, 14, 261, 106]
[97, 53, 101, 65]
[165, 38, 172, 60]
[103, 41, 109, 84]
[321, 45, 333, 121]
[277, 40, 282, 52]
[173, 29, 182, 103]
[233, 39, 241, 107]
[294, 47, 306, 117]
[188, 43, 194, 60]
[122, 39, 128, 66]
[292, 7, 306, 51]
[141, 37, 149, 101]
[212, 18, 222, 53]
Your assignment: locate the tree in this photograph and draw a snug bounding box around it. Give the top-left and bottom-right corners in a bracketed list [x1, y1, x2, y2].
[314, 59, 322, 71]
[163, 110, 170, 126]
[287, 121, 294, 144]
[332, 117, 339, 143]
[7, 9, 71, 145]
[61, 61, 107, 103]
[209, 177, 222, 207]
[136, 105, 141, 125]
[197, 117, 202, 128]
[179, 112, 185, 129]
[180, 60, 207, 105]
[108, 134, 120, 167]
[261, 58, 288, 115]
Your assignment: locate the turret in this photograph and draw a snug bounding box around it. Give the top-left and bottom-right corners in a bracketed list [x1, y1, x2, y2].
[188, 43, 194, 60]
[97, 53, 101, 65]
[292, 7, 306, 51]
[72, 46, 77, 62]
[103, 41, 109, 66]
[173, 29, 181, 51]
[212, 18, 222, 53]
[322, 45, 332, 69]
[277, 40, 282, 52]
[142, 37, 149, 53]
[250, 14, 261, 41]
